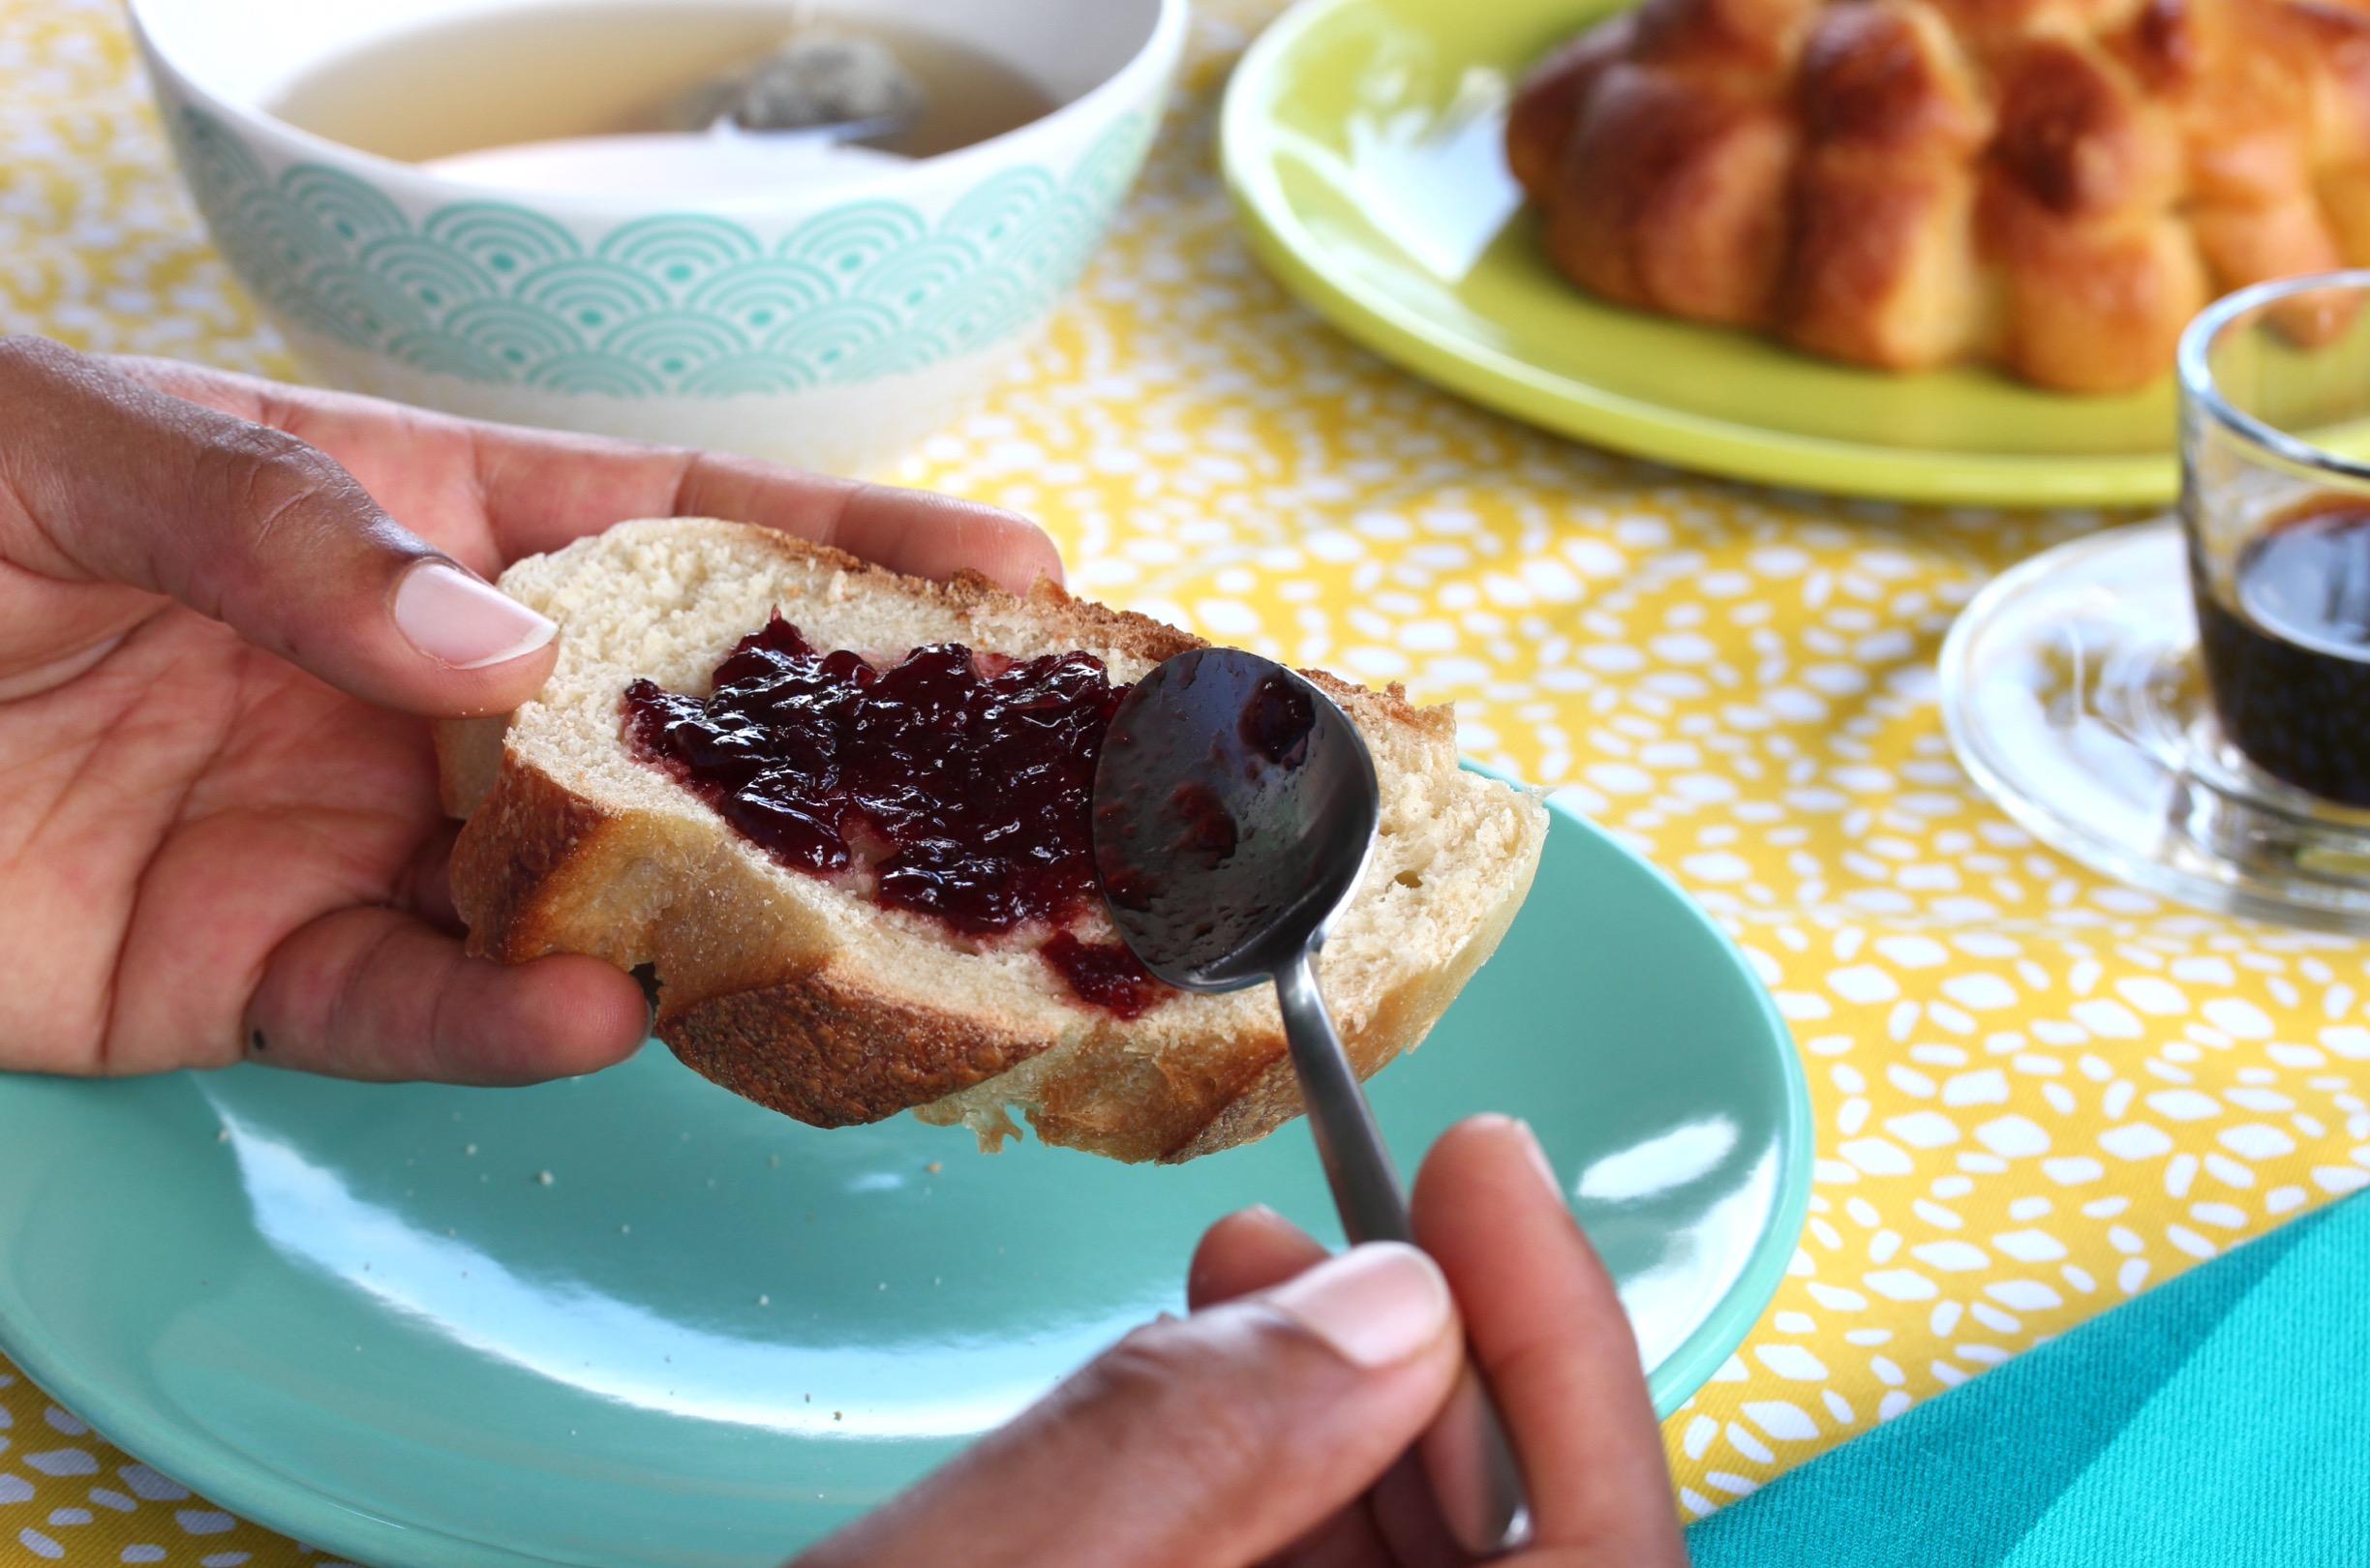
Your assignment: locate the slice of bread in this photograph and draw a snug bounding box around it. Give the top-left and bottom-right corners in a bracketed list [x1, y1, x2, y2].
[438, 519, 1549, 1162]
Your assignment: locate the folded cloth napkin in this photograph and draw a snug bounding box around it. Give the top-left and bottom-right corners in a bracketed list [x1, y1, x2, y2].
[1687, 1192, 2370, 1566]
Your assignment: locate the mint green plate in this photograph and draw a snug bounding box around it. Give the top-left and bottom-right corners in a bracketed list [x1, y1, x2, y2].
[1220, 0, 2183, 506]
[0, 797, 1808, 1568]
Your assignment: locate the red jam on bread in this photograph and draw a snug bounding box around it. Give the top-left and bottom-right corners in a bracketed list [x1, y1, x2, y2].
[623, 614, 1170, 1017]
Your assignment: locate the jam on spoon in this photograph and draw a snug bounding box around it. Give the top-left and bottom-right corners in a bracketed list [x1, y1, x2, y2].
[622, 613, 1170, 1018]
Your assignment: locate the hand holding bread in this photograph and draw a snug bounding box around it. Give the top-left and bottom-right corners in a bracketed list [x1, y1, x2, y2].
[0, 335, 1053, 1086]
[0, 334, 1543, 1170]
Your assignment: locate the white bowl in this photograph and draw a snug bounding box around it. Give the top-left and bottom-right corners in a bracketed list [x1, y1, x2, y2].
[131, 0, 1185, 473]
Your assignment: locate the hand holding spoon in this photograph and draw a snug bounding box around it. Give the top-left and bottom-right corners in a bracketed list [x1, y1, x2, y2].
[1090, 648, 1533, 1557]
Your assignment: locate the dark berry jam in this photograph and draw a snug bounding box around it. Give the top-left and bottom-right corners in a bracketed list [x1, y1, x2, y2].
[1038, 932, 1171, 1020]
[623, 615, 1171, 1015]
[1239, 670, 1317, 765]
[1171, 782, 1239, 862]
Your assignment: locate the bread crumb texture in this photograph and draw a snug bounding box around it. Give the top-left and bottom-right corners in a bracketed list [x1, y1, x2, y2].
[441, 519, 1546, 1162]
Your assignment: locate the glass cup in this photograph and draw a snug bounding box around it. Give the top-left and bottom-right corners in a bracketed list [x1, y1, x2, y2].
[2181, 271, 2370, 809]
[1940, 272, 2370, 932]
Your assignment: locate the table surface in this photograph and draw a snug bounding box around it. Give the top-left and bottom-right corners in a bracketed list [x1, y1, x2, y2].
[5, 0, 2370, 1562]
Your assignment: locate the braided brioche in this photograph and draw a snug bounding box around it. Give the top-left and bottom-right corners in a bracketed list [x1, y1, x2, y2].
[1507, 0, 2370, 391]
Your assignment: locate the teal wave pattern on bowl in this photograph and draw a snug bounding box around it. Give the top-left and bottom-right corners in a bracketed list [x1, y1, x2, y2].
[167, 105, 1153, 400]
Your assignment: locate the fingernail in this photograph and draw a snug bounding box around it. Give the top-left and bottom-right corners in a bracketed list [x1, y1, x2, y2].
[1465, 1113, 1565, 1202]
[1267, 1242, 1452, 1369]
[1507, 1117, 1566, 1204]
[394, 561, 556, 671]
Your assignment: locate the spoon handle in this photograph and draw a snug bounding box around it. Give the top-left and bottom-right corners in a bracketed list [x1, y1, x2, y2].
[1274, 950, 1413, 1246]
[1273, 950, 1534, 1558]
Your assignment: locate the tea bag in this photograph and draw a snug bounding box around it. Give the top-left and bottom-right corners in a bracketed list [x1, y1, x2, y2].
[672, 28, 927, 136]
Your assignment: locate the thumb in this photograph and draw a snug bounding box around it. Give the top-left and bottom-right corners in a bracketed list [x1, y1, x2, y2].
[800, 1243, 1464, 1568]
[0, 336, 554, 716]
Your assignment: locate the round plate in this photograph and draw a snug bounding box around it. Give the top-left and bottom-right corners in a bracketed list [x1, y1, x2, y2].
[1942, 518, 2370, 933]
[0, 798, 1809, 1568]
[1219, 0, 2181, 506]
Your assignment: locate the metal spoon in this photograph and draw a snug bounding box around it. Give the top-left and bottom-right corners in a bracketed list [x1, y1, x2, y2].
[1090, 648, 1534, 1558]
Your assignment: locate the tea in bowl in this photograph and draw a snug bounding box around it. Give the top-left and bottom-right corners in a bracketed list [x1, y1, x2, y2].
[131, 0, 1185, 473]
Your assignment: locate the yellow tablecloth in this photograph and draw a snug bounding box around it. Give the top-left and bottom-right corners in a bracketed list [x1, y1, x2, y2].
[6, 0, 2370, 1562]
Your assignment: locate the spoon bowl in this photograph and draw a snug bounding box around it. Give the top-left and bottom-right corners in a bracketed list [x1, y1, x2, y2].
[1091, 649, 1378, 989]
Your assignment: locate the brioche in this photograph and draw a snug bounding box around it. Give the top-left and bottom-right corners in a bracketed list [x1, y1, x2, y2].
[437, 520, 1548, 1163]
[1508, 0, 2370, 392]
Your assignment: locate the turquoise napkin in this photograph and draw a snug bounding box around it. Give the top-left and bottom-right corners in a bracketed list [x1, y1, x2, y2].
[1687, 1193, 2370, 1565]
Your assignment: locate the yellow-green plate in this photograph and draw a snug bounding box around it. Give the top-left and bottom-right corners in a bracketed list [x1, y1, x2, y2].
[1220, 0, 2181, 506]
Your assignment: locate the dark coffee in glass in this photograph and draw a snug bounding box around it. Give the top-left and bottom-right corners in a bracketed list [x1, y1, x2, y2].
[2194, 497, 2370, 805]
[2181, 273, 2370, 810]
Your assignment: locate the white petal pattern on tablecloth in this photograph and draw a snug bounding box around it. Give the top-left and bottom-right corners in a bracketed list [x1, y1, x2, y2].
[2, 0, 2368, 1558]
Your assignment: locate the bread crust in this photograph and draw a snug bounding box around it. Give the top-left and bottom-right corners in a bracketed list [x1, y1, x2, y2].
[666, 957, 1057, 1126]
[448, 761, 623, 964]
[441, 522, 1545, 1163]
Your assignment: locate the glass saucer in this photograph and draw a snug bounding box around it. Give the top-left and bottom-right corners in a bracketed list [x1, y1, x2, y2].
[1942, 517, 2370, 933]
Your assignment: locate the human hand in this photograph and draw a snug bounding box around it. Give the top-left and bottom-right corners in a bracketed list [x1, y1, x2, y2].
[799, 1115, 1689, 1568]
[0, 335, 1058, 1083]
